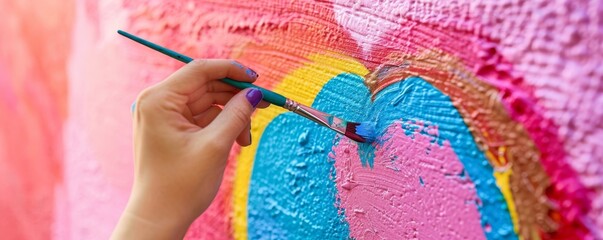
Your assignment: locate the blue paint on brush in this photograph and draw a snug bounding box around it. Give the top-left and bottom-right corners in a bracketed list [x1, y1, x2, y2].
[355, 122, 376, 143]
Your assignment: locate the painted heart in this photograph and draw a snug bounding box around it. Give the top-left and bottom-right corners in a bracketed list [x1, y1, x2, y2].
[247, 73, 516, 239]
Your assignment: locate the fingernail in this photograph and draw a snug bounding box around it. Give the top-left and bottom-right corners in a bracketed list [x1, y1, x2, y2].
[245, 68, 259, 79]
[232, 60, 245, 69]
[232, 61, 259, 79]
[131, 101, 136, 113]
[245, 88, 263, 108]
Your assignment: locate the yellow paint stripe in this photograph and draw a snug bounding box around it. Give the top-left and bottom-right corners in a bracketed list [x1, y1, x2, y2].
[232, 53, 369, 240]
[488, 149, 521, 239]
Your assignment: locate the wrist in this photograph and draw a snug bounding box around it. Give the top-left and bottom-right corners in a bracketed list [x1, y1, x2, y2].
[111, 197, 192, 239]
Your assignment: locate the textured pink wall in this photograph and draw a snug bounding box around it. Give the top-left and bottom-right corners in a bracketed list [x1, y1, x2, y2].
[0, 0, 73, 239]
[0, 0, 601, 239]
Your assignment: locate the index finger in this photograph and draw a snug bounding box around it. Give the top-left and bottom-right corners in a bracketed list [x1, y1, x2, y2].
[159, 59, 259, 95]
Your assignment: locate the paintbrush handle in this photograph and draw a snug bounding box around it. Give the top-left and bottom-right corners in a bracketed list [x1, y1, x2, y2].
[117, 30, 287, 107]
[221, 78, 286, 107]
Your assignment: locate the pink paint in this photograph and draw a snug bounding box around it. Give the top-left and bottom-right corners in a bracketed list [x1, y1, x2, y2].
[58, 1, 161, 237]
[0, 0, 73, 238]
[332, 122, 485, 239]
[473, 42, 594, 238]
[58, 0, 243, 238]
[334, 1, 601, 235]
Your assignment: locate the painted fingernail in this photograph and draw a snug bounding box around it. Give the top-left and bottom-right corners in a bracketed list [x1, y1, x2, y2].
[232, 60, 245, 69]
[245, 88, 263, 108]
[245, 68, 259, 79]
[131, 101, 136, 113]
[232, 61, 259, 79]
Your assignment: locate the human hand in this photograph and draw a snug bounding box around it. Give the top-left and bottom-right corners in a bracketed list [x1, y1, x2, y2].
[111, 59, 267, 239]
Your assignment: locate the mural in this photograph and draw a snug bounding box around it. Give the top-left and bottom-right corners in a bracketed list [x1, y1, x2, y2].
[0, 0, 601, 239]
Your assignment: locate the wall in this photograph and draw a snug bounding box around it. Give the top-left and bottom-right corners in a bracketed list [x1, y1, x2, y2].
[0, 0, 601, 239]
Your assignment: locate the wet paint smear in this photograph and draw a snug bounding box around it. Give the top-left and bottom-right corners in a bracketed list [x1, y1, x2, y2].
[333, 122, 485, 239]
[250, 74, 517, 239]
[248, 73, 366, 239]
[338, 76, 517, 239]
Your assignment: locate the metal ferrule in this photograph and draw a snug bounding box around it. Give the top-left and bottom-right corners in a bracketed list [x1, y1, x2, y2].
[284, 99, 346, 135]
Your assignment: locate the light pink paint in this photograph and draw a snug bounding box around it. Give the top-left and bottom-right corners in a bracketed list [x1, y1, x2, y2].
[332, 122, 485, 239]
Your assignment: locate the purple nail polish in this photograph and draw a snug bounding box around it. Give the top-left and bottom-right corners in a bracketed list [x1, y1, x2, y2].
[233, 61, 259, 79]
[246, 88, 263, 108]
[245, 68, 259, 79]
[232, 61, 245, 69]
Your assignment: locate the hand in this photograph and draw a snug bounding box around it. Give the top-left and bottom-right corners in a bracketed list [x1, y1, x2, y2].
[111, 59, 267, 239]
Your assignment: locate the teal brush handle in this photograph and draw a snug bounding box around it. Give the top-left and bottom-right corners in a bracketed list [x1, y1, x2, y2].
[221, 78, 286, 107]
[117, 30, 287, 107]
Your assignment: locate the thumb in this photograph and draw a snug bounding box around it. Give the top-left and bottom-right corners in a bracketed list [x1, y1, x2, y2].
[206, 88, 263, 143]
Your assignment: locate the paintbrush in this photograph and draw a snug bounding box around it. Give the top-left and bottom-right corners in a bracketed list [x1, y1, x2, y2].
[117, 30, 375, 143]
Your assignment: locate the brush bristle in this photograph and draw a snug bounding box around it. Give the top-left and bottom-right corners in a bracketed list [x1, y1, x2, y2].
[345, 122, 376, 143]
[355, 122, 376, 142]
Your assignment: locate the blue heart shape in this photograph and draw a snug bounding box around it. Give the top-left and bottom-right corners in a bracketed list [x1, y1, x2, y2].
[248, 74, 517, 240]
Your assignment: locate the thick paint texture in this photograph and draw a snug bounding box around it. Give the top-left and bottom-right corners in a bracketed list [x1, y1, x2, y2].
[250, 74, 514, 239]
[334, 125, 485, 240]
[1, 0, 601, 239]
[248, 73, 365, 238]
[330, 76, 516, 240]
